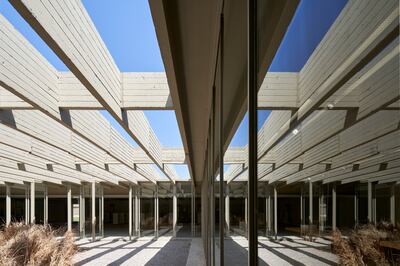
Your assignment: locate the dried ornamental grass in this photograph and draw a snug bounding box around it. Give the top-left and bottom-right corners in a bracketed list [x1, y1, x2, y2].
[331, 230, 361, 266]
[332, 223, 400, 266]
[0, 223, 77, 266]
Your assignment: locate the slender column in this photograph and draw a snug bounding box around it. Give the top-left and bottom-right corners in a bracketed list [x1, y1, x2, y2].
[372, 188, 376, 224]
[274, 187, 278, 239]
[67, 184, 72, 231]
[225, 184, 230, 235]
[154, 184, 159, 238]
[98, 190, 101, 236]
[244, 197, 248, 236]
[91, 182, 96, 241]
[30, 181, 35, 224]
[137, 187, 141, 237]
[80, 186, 85, 238]
[44, 185, 48, 226]
[25, 185, 29, 224]
[332, 184, 337, 231]
[101, 186, 104, 237]
[390, 185, 395, 224]
[266, 192, 270, 236]
[300, 187, 303, 235]
[309, 181, 313, 228]
[368, 182, 372, 223]
[354, 193, 358, 227]
[319, 190, 325, 232]
[129, 185, 132, 240]
[173, 184, 177, 237]
[6, 184, 11, 226]
[135, 186, 140, 237]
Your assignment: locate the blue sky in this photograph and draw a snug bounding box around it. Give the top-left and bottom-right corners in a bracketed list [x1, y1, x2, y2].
[0, 0, 347, 179]
[229, 0, 347, 147]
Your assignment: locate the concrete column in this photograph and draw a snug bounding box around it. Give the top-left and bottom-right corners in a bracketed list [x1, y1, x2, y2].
[266, 193, 270, 236]
[354, 193, 358, 227]
[30, 181, 35, 224]
[390, 185, 395, 224]
[332, 184, 337, 231]
[154, 185, 159, 238]
[25, 185, 29, 224]
[135, 186, 140, 237]
[319, 190, 325, 232]
[245, 197, 248, 236]
[67, 184, 72, 231]
[129, 185, 132, 240]
[136, 187, 141, 237]
[91, 182, 96, 242]
[225, 185, 230, 234]
[173, 184, 177, 237]
[44, 185, 48, 226]
[80, 186, 85, 238]
[309, 181, 313, 227]
[101, 186, 104, 237]
[6, 184, 11, 226]
[368, 182, 372, 223]
[373, 189, 376, 224]
[274, 187, 277, 238]
[300, 187, 303, 235]
[98, 196, 101, 236]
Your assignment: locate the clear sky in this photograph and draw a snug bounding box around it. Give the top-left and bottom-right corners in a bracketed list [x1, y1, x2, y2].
[0, 0, 347, 179]
[229, 0, 347, 147]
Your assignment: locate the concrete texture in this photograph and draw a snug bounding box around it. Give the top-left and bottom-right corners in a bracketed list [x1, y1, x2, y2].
[186, 238, 206, 266]
[74, 236, 192, 266]
[74, 234, 337, 266]
[222, 235, 338, 266]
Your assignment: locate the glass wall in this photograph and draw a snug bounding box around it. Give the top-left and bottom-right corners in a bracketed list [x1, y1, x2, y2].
[256, 0, 399, 264]
[202, 0, 399, 264]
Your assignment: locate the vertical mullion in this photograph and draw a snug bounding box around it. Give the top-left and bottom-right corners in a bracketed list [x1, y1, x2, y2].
[248, 0, 258, 264]
[219, 13, 225, 266]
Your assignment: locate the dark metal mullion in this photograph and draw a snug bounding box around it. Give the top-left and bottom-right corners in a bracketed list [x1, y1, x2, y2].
[248, 0, 258, 265]
[219, 13, 225, 266]
[211, 84, 216, 266]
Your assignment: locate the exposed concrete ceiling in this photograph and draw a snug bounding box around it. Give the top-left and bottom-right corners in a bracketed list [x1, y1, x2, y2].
[150, 0, 298, 184]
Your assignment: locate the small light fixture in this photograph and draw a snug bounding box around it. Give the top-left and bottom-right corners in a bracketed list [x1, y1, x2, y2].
[292, 128, 299, 135]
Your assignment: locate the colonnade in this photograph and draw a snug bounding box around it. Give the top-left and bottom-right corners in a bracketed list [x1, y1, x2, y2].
[222, 181, 397, 238]
[3, 182, 199, 242]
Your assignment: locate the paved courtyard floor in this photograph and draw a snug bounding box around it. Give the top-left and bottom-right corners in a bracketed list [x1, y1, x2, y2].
[222, 235, 339, 266]
[74, 233, 338, 266]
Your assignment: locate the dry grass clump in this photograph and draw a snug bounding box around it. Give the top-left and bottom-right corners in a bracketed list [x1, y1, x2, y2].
[0, 222, 77, 266]
[332, 222, 400, 266]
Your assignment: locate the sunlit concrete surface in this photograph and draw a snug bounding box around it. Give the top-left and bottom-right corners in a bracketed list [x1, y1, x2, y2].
[73, 235, 205, 266]
[218, 235, 338, 266]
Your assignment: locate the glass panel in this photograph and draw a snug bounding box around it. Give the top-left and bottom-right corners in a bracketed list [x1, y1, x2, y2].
[257, 0, 399, 264]
[139, 182, 155, 237]
[158, 181, 173, 237]
[223, 116, 248, 265]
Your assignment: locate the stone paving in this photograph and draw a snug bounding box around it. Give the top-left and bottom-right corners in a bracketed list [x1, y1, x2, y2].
[224, 235, 338, 266]
[74, 233, 338, 265]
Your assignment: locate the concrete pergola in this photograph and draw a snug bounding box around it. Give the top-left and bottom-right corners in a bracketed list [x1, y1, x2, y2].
[0, 0, 398, 258]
